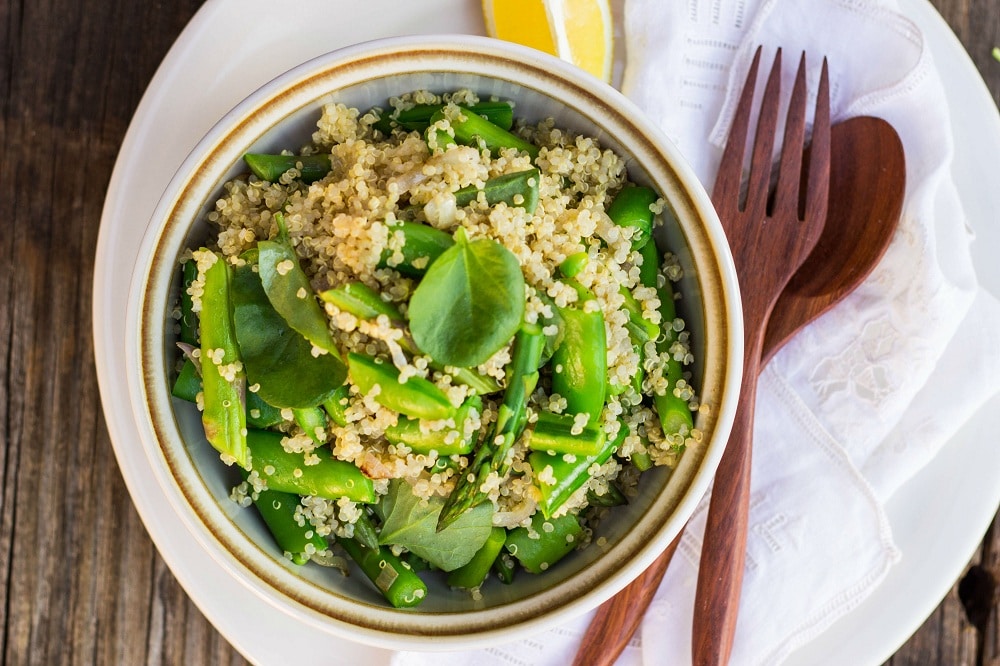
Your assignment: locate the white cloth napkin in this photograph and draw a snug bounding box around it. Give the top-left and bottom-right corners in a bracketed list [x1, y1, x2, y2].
[393, 0, 1000, 663]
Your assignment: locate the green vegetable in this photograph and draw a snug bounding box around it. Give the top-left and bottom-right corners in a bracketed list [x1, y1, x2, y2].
[409, 228, 525, 368]
[527, 410, 606, 457]
[530, 419, 627, 518]
[337, 537, 428, 608]
[348, 352, 456, 421]
[559, 252, 589, 278]
[230, 253, 345, 408]
[493, 551, 516, 584]
[505, 512, 582, 574]
[322, 384, 351, 428]
[431, 106, 539, 158]
[258, 215, 341, 356]
[607, 185, 657, 250]
[453, 168, 540, 214]
[196, 251, 249, 468]
[243, 153, 332, 183]
[378, 480, 494, 571]
[587, 481, 628, 508]
[377, 222, 456, 277]
[352, 509, 382, 552]
[642, 242, 695, 439]
[377, 100, 515, 134]
[384, 394, 482, 455]
[447, 527, 507, 589]
[292, 406, 327, 445]
[322, 282, 503, 396]
[247, 429, 375, 503]
[242, 470, 327, 565]
[179, 259, 199, 346]
[438, 324, 545, 530]
[171, 358, 283, 429]
[551, 284, 607, 423]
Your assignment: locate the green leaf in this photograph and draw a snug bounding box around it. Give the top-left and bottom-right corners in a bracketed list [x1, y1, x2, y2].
[257, 219, 340, 356]
[408, 229, 525, 368]
[378, 480, 494, 571]
[230, 254, 346, 408]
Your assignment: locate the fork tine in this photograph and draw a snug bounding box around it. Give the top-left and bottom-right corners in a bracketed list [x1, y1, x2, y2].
[804, 58, 831, 226]
[711, 46, 764, 214]
[744, 48, 783, 219]
[771, 52, 808, 217]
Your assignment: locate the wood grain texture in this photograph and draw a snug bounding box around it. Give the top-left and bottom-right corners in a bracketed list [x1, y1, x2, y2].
[0, 1, 995, 665]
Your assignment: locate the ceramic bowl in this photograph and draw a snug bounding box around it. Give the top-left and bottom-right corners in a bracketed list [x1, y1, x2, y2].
[125, 34, 742, 650]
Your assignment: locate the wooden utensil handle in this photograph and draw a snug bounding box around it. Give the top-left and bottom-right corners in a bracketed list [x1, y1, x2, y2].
[691, 348, 761, 666]
[571, 534, 683, 666]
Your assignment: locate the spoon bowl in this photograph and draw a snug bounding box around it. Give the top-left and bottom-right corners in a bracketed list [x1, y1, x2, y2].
[573, 113, 906, 666]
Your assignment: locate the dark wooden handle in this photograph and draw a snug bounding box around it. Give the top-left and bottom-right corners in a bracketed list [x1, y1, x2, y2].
[690, 347, 761, 665]
[571, 534, 682, 666]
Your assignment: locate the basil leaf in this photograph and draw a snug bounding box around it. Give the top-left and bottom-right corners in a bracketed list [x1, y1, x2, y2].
[378, 480, 494, 571]
[230, 256, 346, 408]
[408, 229, 525, 367]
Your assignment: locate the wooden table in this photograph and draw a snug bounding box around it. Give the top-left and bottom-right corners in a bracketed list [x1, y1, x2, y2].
[0, 1, 996, 663]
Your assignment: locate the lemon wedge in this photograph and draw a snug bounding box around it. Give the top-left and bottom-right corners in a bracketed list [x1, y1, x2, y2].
[482, 0, 614, 83]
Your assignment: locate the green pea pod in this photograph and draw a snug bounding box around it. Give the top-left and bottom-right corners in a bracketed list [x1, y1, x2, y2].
[619, 285, 660, 342]
[348, 353, 456, 421]
[530, 419, 627, 518]
[453, 168, 540, 214]
[247, 429, 375, 503]
[293, 406, 327, 445]
[527, 410, 606, 457]
[641, 243, 695, 439]
[384, 394, 482, 455]
[321, 282, 502, 396]
[447, 527, 507, 589]
[373, 100, 514, 135]
[231, 253, 345, 409]
[430, 107, 539, 158]
[172, 358, 283, 429]
[607, 185, 657, 250]
[378, 222, 456, 277]
[258, 215, 341, 357]
[320, 282, 403, 320]
[243, 153, 332, 183]
[336, 537, 428, 608]
[322, 384, 351, 428]
[551, 287, 607, 423]
[242, 469, 327, 565]
[492, 550, 516, 585]
[559, 252, 589, 278]
[197, 251, 249, 468]
[505, 512, 582, 574]
[179, 259, 199, 346]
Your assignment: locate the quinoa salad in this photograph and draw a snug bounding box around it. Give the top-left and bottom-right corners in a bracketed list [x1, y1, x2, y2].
[170, 89, 703, 607]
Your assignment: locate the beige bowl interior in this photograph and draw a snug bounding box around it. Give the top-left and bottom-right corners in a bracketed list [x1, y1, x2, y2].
[128, 35, 741, 650]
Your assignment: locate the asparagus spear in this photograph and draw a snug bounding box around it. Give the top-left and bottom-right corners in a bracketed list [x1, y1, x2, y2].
[437, 324, 545, 530]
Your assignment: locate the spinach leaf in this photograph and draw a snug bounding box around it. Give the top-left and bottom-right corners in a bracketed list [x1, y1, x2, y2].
[258, 216, 340, 355]
[230, 254, 346, 408]
[378, 480, 494, 571]
[408, 228, 524, 368]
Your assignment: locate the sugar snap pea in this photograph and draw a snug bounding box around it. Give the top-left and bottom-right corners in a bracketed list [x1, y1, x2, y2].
[377, 222, 455, 277]
[241, 469, 328, 565]
[384, 394, 482, 455]
[505, 512, 582, 574]
[551, 284, 607, 424]
[336, 537, 428, 608]
[196, 250, 249, 468]
[447, 526, 507, 589]
[527, 410, 606, 457]
[607, 185, 657, 250]
[453, 168, 540, 214]
[348, 352, 456, 421]
[243, 153, 332, 184]
[171, 358, 284, 429]
[430, 106, 539, 158]
[247, 429, 375, 503]
[179, 259, 199, 346]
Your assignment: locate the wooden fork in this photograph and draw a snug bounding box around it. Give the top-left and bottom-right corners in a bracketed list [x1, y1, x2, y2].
[692, 46, 831, 665]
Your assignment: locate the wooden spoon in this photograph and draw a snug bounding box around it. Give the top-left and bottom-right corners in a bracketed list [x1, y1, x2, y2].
[572, 115, 905, 666]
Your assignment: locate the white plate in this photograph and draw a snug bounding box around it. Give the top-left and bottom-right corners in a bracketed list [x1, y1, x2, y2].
[93, 0, 1000, 663]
